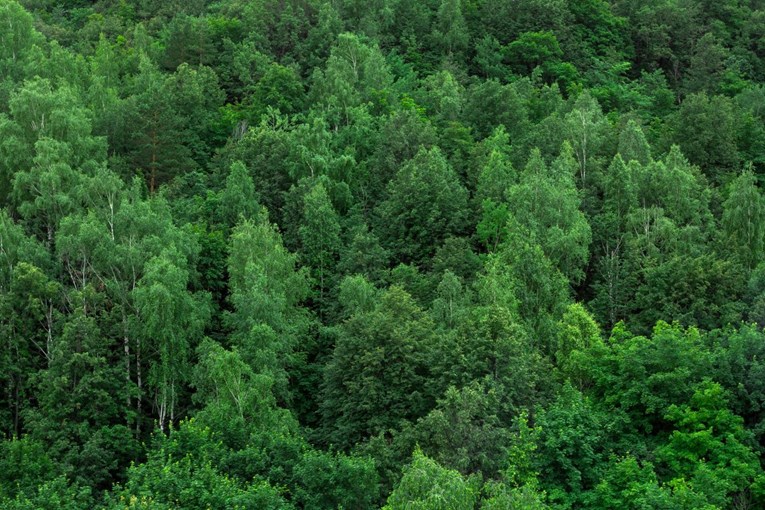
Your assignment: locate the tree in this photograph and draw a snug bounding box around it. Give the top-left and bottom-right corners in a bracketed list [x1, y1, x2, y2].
[473, 36, 509, 81]
[320, 286, 439, 449]
[668, 93, 739, 181]
[506, 31, 564, 76]
[431, 270, 469, 330]
[375, 146, 468, 267]
[0, 77, 106, 244]
[193, 339, 279, 427]
[489, 220, 571, 350]
[299, 181, 341, 318]
[13, 138, 85, 249]
[219, 110, 295, 217]
[656, 381, 764, 508]
[338, 274, 379, 318]
[473, 126, 516, 204]
[447, 303, 552, 419]
[163, 63, 225, 167]
[554, 303, 602, 385]
[126, 57, 196, 192]
[0, 209, 49, 437]
[506, 146, 592, 285]
[291, 449, 380, 510]
[365, 109, 437, 208]
[105, 424, 291, 510]
[384, 449, 481, 510]
[55, 177, 200, 435]
[590, 456, 694, 510]
[418, 71, 464, 125]
[226, 217, 308, 404]
[310, 32, 393, 124]
[408, 382, 512, 478]
[23, 303, 137, 490]
[534, 383, 616, 508]
[337, 221, 390, 285]
[133, 248, 208, 431]
[0, 260, 55, 438]
[432, 0, 469, 59]
[617, 119, 651, 165]
[218, 160, 264, 227]
[160, 14, 213, 70]
[564, 91, 610, 192]
[683, 33, 728, 96]
[711, 325, 765, 448]
[0, 0, 43, 105]
[722, 168, 765, 270]
[574, 321, 714, 435]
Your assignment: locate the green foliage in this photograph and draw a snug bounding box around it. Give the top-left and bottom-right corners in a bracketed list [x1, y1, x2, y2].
[320, 286, 439, 449]
[506, 31, 564, 75]
[492, 219, 571, 350]
[375, 146, 469, 267]
[668, 93, 740, 181]
[409, 382, 512, 478]
[506, 145, 592, 284]
[576, 322, 716, 436]
[107, 447, 291, 510]
[292, 449, 380, 510]
[300, 180, 341, 316]
[4, 1, 765, 507]
[722, 168, 765, 270]
[134, 248, 208, 431]
[384, 449, 482, 510]
[656, 381, 764, 507]
[226, 217, 308, 404]
[535, 383, 617, 508]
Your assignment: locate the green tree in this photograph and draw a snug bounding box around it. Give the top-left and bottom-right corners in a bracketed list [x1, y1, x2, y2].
[133, 248, 208, 431]
[473, 126, 516, 204]
[106, 429, 291, 510]
[574, 322, 714, 435]
[0, 211, 49, 437]
[656, 381, 764, 508]
[218, 160, 265, 227]
[0, 77, 106, 244]
[589, 456, 705, 510]
[564, 91, 610, 192]
[683, 33, 728, 96]
[24, 300, 137, 490]
[310, 32, 393, 124]
[506, 146, 592, 285]
[617, 119, 651, 165]
[506, 31, 564, 76]
[192, 339, 281, 429]
[668, 93, 739, 181]
[337, 221, 390, 285]
[554, 303, 602, 386]
[722, 168, 765, 270]
[432, 0, 469, 59]
[375, 147, 468, 267]
[291, 449, 380, 510]
[320, 286, 439, 449]
[384, 449, 481, 510]
[0, 0, 43, 105]
[299, 181, 341, 318]
[408, 382, 512, 478]
[492, 218, 571, 349]
[226, 217, 308, 404]
[126, 57, 196, 192]
[534, 383, 616, 508]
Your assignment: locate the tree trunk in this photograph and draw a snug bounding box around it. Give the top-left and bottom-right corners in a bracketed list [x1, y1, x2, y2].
[136, 336, 142, 435]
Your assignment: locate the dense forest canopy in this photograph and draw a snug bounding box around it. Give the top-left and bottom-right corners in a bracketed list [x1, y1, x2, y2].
[3, 0, 765, 508]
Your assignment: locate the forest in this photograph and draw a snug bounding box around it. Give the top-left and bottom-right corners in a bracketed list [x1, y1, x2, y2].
[3, 0, 765, 508]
